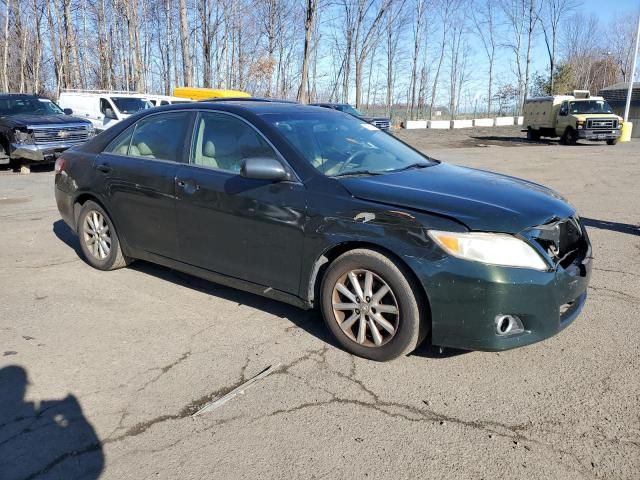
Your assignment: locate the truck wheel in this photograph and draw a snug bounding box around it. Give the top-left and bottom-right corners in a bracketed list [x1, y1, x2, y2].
[526, 128, 540, 141]
[561, 128, 577, 145]
[606, 139, 617, 146]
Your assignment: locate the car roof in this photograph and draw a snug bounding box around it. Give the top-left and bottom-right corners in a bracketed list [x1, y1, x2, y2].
[153, 99, 330, 116]
[0, 93, 39, 99]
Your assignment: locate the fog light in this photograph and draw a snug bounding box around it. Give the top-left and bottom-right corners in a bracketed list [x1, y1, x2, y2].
[495, 314, 525, 336]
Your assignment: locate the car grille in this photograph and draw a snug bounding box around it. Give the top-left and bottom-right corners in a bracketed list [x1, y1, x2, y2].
[586, 118, 617, 129]
[371, 119, 390, 130]
[522, 216, 589, 270]
[30, 124, 92, 145]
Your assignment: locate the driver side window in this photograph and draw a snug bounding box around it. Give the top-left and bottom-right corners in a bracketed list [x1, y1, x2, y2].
[191, 112, 276, 172]
[559, 102, 568, 116]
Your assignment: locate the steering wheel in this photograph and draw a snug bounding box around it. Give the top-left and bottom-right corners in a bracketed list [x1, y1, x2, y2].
[336, 150, 370, 175]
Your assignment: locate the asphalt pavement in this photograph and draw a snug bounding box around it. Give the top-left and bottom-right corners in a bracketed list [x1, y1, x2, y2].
[1, 134, 638, 479]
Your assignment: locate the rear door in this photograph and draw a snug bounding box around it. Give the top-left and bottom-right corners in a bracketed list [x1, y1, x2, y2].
[174, 111, 307, 294]
[96, 110, 193, 258]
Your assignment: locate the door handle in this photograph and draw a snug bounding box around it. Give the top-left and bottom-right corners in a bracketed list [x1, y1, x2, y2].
[96, 164, 111, 173]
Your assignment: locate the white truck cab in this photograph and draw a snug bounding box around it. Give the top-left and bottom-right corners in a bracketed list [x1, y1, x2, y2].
[58, 90, 153, 132]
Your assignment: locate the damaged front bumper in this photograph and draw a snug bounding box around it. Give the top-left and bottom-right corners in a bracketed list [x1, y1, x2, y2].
[10, 141, 84, 163]
[409, 242, 592, 352]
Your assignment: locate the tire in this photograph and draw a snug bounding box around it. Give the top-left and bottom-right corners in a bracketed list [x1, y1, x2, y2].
[606, 139, 617, 146]
[320, 249, 428, 361]
[561, 127, 577, 145]
[526, 128, 540, 141]
[77, 200, 129, 271]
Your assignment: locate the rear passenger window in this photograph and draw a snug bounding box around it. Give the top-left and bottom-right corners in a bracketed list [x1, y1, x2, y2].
[105, 112, 190, 161]
[191, 112, 276, 172]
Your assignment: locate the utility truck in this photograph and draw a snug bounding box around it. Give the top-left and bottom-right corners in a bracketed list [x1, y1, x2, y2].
[523, 90, 622, 145]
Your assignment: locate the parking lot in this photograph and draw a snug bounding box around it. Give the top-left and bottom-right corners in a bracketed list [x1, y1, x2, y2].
[1, 132, 639, 479]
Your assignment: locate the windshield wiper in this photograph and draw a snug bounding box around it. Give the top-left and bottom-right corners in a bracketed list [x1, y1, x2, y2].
[332, 170, 384, 178]
[386, 162, 432, 173]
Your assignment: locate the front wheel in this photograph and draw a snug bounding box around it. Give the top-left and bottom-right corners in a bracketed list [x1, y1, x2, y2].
[561, 128, 577, 145]
[606, 139, 617, 146]
[320, 249, 428, 361]
[77, 200, 130, 270]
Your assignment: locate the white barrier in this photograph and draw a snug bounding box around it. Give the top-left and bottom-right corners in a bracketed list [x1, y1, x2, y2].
[404, 120, 427, 129]
[494, 116, 515, 126]
[473, 118, 494, 127]
[427, 120, 450, 129]
[450, 119, 473, 129]
[517, 116, 524, 125]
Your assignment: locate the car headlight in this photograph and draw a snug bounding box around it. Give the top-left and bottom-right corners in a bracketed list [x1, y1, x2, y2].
[14, 129, 34, 144]
[428, 230, 549, 271]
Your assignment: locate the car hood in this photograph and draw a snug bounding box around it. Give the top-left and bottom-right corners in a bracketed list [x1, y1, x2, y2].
[0, 114, 91, 128]
[360, 115, 389, 123]
[338, 162, 575, 233]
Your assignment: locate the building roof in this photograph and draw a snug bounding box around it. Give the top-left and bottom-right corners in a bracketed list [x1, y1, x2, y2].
[600, 82, 640, 91]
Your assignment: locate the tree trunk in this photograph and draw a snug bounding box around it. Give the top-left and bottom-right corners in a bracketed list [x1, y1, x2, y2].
[2, 0, 11, 91]
[297, 0, 316, 103]
[179, 0, 192, 85]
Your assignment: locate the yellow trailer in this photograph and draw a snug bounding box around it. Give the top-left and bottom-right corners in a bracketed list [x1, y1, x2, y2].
[172, 87, 250, 101]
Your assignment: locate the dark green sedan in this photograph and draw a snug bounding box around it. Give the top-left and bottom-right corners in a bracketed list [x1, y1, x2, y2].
[54, 100, 592, 361]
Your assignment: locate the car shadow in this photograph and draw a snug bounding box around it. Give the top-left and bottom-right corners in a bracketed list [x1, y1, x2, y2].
[53, 219, 83, 257]
[410, 340, 469, 359]
[0, 365, 104, 479]
[582, 217, 639, 236]
[129, 260, 338, 347]
[53, 219, 462, 360]
[469, 135, 555, 146]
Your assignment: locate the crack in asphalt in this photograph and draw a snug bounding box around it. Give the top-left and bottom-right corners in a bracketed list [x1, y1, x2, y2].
[592, 267, 640, 279]
[588, 285, 640, 304]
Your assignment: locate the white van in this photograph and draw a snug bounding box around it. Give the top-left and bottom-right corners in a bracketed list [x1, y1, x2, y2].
[145, 95, 194, 107]
[58, 90, 153, 132]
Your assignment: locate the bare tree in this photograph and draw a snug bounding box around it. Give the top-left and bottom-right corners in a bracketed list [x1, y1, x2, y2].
[347, 0, 393, 108]
[471, 0, 498, 113]
[179, 0, 192, 85]
[408, 0, 426, 119]
[384, 0, 406, 116]
[297, 0, 317, 102]
[428, 0, 458, 119]
[540, 0, 577, 93]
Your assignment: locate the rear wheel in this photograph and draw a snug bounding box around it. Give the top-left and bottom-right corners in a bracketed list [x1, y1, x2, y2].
[320, 249, 427, 361]
[526, 127, 540, 141]
[77, 201, 129, 270]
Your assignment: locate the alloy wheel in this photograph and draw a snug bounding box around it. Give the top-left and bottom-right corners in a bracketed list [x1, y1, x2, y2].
[331, 269, 400, 347]
[82, 210, 111, 260]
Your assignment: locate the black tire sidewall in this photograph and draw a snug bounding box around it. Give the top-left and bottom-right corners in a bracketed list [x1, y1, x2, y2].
[320, 250, 424, 361]
[77, 201, 121, 270]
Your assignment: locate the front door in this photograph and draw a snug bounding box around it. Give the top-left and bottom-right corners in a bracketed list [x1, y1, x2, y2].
[175, 111, 307, 295]
[96, 110, 193, 258]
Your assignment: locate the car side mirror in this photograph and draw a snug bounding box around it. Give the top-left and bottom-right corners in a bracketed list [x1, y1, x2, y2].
[240, 158, 290, 181]
[104, 108, 117, 120]
[63, 108, 73, 115]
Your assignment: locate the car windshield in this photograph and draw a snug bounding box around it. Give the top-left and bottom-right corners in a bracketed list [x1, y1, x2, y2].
[262, 111, 436, 177]
[0, 97, 65, 117]
[569, 100, 613, 114]
[335, 104, 363, 116]
[111, 97, 152, 114]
